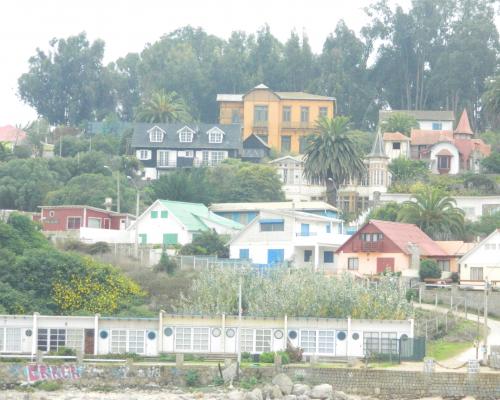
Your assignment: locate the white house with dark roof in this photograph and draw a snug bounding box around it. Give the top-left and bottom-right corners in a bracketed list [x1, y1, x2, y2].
[379, 109, 455, 131]
[131, 123, 242, 180]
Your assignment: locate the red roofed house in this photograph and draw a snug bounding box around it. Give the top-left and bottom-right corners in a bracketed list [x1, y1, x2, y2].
[408, 109, 490, 174]
[0, 125, 27, 150]
[335, 220, 449, 277]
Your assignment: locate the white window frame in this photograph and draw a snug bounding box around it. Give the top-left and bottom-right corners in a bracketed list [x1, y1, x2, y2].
[0, 327, 22, 352]
[300, 330, 317, 354]
[148, 126, 165, 143]
[87, 217, 102, 229]
[157, 150, 170, 167]
[110, 329, 145, 354]
[471, 267, 483, 281]
[136, 149, 152, 160]
[207, 127, 225, 144]
[37, 328, 66, 352]
[65, 329, 84, 352]
[174, 327, 209, 352]
[210, 151, 226, 166]
[178, 126, 195, 143]
[110, 330, 127, 354]
[318, 330, 335, 354]
[67, 216, 81, 230]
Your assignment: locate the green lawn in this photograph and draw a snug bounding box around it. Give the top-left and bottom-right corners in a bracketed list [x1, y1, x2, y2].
[426, 340, 473, 361]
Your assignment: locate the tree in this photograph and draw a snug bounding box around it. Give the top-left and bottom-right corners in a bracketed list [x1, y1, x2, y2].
[482, 76, 500, 129]
[397, 187, 465, 240]
[135, 90, 191, 123]
[179, 230, 229, 258]
[367, 201, 403, 222]
[380, 113, 418, 136]
[154, 252, 178, 275]
[480, 153, 500, 173]
[303, 117, 366, 206]
[389, 157, 429, 185]
[18, 33, 115, 125]
[419, 259, 441, 281]
[466, 211, 500, 239]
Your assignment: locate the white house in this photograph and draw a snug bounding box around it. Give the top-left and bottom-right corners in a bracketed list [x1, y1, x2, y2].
[383, 132, 411, 161]
[379, 109, 455, 131]
[129, 199, 243, 246]
[229, 209, 350, 271]
[458, 229, 500, 286]
[268, 155, 327, 202]
[428, 141, 460, 175]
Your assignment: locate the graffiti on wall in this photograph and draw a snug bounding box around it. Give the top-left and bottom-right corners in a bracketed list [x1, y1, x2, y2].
[25, 364, 82, 382]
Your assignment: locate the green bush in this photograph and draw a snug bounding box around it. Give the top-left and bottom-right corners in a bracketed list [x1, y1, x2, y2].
[276, 351, 290, 364]
[406, 288, 418, 302]
[154, 252, 178, 275]
[185, 369, 200, 387]
[34, 381, 62, 391]
[53, 347, 76, 356]
[239, 376, 258, 389]
[241, 351, 252, 362]
[451, 272, 459, 283]
[259, 352, 275, 363]
[212, 375, 224, 386]
[419, 259, 441, 281]
[286, 341, 303, 363]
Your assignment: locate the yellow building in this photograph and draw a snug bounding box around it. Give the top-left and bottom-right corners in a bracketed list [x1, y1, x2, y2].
[217, 84, 335, 153]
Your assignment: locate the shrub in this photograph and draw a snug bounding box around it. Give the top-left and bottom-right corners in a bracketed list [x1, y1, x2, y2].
[87, 241, 111, 254]
[406, 288, 418, 302]
[419, 259, 441, 281]
[185, 369, 200, 387]
[34, 381, 62, 391]
[154, 252, 178, 275]
[276, 351, 290, 364]
[212, 375, 224, 386]
[451, 272, 459, 283]
[259, 352, 275, 363]
[241, 351, 252, 362]
[286, 340, 303, 363]
[239, 376, 258, 389]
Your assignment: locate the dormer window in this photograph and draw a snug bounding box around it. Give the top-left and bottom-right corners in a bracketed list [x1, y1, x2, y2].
[148, 126, 165, 143]
[178, 126, 195, 143]
[208, 127, 225, 144]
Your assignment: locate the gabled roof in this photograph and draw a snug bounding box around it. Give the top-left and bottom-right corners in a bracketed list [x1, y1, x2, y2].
[436, 241, 476, 257]
[269, 155, 304, 164]
[454, 138, 491, 161]
[454, 109, 474, 135]
[336, 220, 448, 257]
[410, 129, 454, 145]
[218, 84, 335, 103]
[0, 125, 27, 143]
[379, 110, 455, 122]
[458, 229, 500, 265]
[158, 200, 243, 231]
[383, 132, 410, 141]
[39, 205, 135, 218]
[131, 123, 242, 150]
[367, 130, 388, 158]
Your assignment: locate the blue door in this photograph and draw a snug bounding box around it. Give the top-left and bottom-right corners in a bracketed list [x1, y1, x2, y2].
[267, 249, 284, 266]
[301, 224, 310, 236]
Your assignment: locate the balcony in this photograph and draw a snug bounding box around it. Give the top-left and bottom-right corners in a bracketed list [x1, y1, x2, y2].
[281, 122, 314, 129]
[361, 241, 383, 252]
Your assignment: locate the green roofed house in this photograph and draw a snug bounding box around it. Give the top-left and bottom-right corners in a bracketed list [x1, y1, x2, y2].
[128, 199, 243, 246]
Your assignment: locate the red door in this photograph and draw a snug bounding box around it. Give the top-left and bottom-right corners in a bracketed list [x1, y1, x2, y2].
[84, 329, 95, 354]
[377, 257, 395, 274]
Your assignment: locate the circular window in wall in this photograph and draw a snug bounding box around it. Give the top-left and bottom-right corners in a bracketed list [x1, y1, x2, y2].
[164, 327, 173, 337]
[337, 331, 347, 341]
[148, 331, 156, 340]
[288, 330, 298, 340]
[401, 334, 409, 340]
[274, 330, 284, 340]
[352, 333, 359, 341]
[99, 330, 108, 339]
[25, 329, 33, 337]
[226, 328, 235, 338]
[49, 211, 55, 217]
[212, 328, 221, 337]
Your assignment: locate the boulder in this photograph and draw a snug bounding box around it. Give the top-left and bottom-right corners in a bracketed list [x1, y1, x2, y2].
[292, 384, 311, 396]
[244, 389, 263, 400]
[263, 384, 284, 399]
[272, 373, 294, 395]
[227, 390, 245, 400]
[310, 384, 333, 399]
[332, 391, 350, 400]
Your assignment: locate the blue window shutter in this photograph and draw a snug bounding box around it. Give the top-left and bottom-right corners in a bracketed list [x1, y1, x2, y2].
[323, 251, 334, 263]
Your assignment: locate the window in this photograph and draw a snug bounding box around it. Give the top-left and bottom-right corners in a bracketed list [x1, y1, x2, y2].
[281, 136, 291, 152]
[128, 330, 145, 354]
[111, 330, 127, 353]
[282, 106, 291, 122]
[157, 150, 170, 167]
[178, 126, 194, 143]
[432, 122, 443, 130]
[254, 105, 268, 123]
[191, 328, 209, 351]
[67, 217, 81, 230]
[437, 156, 450, 170]
[380, 332, 398, 354]
[175, 328, 191, 350]
[151, 211, 158, 219]
[231, 109, 241, 124]
[319, 107, 328, 118]
[323, 251, 334, 263]
[210, 151, 226, 166]
[239, 249, 250, 260]
[260, 219, 284, 232]
[300, 107, 309, 123]
[66, 329, 84, 352]
[471, 267, 483, 281]
[304, 250, 312, 262]
[364, 332, 379, 354]
[208, 127, 224, 143]
[392, 142, 401, 150]
[438, 259, 450, 272]
[240, 329, 254, 352]
[161, 210, 168, 218]
[139, 234, 147, 244]
[348, 258, 359, 270]
[299, 136, 309, 153]
[148, 126, 165, 142]
[163, 233, 178, 245]
[136, 149, 152, 160]
[318, 331, 335, 354]
[5, 328, 21, 352]
[88, 218, 101, 229]
[326, 224, 331, 233]
[300, 330, 316, 353]
[361, 233, 383, 242]
[49, 329, 66, 352]
[255, 329, 272, 352]
[202, 151, 209, 165]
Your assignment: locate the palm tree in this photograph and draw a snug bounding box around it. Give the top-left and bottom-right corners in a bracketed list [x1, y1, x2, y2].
[482, 75, 500, 129]
[397, 187, 465, 240]
[303, 116, 366, 206]
[380, 113, 418, 136]
[135, 90, 191, 123]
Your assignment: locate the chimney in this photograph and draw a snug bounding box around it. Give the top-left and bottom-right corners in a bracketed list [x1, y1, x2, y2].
[104, 197, 113, 211]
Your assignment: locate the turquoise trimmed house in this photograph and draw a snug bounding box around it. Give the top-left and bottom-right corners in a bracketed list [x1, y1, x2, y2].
[128, 200, 243, 246]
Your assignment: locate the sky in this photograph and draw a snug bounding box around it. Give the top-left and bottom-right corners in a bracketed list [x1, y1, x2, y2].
[0, 0, 496, 127]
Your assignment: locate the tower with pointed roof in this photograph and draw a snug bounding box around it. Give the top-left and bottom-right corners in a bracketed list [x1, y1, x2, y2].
[366, 129, 390, 191]
[454, 109, 474, 139]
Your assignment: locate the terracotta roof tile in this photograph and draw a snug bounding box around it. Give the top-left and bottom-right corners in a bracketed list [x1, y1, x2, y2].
[410, 129, 454, 145]
[435, 241, 476, 256]
[454, 109, 474, 135]
[436, 149, 453, 156]
[0, 125, 27, 143]
[383, 132, 410, 141]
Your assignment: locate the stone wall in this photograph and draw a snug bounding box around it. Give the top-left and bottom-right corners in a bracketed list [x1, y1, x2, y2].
[1, 363, 500, 399]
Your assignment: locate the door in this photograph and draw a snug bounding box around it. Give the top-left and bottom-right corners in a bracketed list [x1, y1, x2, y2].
[267, 249, 284, 266]
[349, 331, 364, 357]
[300, 224, 310, 236]
[335, 331, 348, 357]
[84, 329, 95, 355]
[377, 257, 395, 274]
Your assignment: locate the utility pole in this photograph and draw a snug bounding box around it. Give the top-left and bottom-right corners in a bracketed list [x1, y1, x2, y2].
[116, 172, 121, 213]
[483, 278, 489, 364]
[127, 176, 140, 258]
